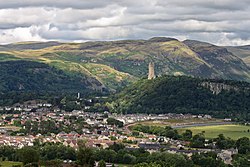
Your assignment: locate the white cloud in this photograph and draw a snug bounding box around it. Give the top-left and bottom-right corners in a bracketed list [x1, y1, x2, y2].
[0, 26, 45, 44]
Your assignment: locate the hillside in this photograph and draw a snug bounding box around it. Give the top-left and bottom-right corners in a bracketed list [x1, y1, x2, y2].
[111, 76, 250, 120]
[0, 60, 104, 92]
[184, 40, 250, 81]
[0, 37, 250, 93]
[0, 60, 104, 105]
[225, 45, 250, 67]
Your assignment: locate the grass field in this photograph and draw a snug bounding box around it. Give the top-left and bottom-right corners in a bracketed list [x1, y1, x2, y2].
[178, 124, 250, 140]
[130, 118, 223, 127]
[0, 161, 22, 167]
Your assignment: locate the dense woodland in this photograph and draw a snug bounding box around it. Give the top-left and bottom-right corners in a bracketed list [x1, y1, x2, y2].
[0, 61, 104, 106]
[110, 76, 250, 121]
[0, 61, 93, 93]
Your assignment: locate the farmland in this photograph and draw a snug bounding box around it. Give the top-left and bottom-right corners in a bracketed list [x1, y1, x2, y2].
[178, 124, 250, 140]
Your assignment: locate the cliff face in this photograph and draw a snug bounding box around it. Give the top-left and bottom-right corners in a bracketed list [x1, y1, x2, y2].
[201, 82, 240, 95]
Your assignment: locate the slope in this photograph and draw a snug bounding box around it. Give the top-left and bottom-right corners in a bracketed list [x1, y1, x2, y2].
[225, 45, 250, 67]
[184, 40, 250, 82]
[0, 60, 100, 93]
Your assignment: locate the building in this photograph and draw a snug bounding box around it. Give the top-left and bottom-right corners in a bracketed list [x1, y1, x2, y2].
[148, 62, 156, 80]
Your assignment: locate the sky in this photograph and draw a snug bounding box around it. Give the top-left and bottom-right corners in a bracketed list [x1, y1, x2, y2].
[0, 0, 250, 45]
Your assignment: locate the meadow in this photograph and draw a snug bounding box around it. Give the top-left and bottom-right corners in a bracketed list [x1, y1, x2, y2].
[178, 124, 250, 140]
[130, 118, 223, 127]
[0, 161, 22, 167]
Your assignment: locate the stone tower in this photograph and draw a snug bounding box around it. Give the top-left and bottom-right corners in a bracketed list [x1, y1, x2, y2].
[148, 62, 155, 80]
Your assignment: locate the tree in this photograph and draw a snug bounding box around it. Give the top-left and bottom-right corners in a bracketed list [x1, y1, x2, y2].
[77, 141, 95, 167]
[0, 146, 16, 161]
[182, 130, 192, 140]
[109, 143, 125, 152]
[40, 144, 76, 161]
[191, 133, 205, 148]
[134, 162, 161, 167]
[17, 147, 39, 165]
[107, 118, 124, 127]
[233, 154, 250, 167]
[147, 152, 193, 167]
[122, 153, 136, 164]
[98, 160, 106, 167]
[236, 137, 250, 154]
[192, 152, 226, 167]
[215, 134, 235, 149]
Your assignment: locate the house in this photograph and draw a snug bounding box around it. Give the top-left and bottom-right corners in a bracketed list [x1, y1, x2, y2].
[68, 131, 80, 138]
[63, 140, 78, 148]
[148, 135, 157, 141]
[224, 118, 232, 122]
[138, 142, 161, 151]
[218, 149, 238, 164]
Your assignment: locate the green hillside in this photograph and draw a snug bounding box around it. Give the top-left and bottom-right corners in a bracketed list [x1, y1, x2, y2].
[111, 76, 250, 121]
[0, 60, 103, 105]
[0, 37, 249, 92]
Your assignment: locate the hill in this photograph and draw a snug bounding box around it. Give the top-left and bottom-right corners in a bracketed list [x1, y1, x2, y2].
[0, 37, 250, 93]
[184, 40, 250, 81]
[0, 60, 104, 105]
[225, 45, 250, 67]
[111, 76, 250, 121]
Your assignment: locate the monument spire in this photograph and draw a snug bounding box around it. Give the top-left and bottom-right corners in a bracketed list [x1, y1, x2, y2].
[148, 62, 155, 80]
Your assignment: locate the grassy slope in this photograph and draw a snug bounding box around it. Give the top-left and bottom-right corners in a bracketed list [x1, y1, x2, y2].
[0, 161, 23, 167]
[0, 43, 135, 90]
[178, 124, 250, 140]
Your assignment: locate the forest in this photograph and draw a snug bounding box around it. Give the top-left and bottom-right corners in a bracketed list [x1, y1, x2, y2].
[110, 76, 250, 121]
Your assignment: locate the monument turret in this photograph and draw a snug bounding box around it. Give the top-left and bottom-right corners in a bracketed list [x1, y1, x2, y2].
[148, 62, 155, 80]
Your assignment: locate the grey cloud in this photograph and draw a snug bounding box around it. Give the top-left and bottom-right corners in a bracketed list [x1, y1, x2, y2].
[0, 0, 112, 9]
[0, 0, 250, 45]
[158, 0, 250, 11]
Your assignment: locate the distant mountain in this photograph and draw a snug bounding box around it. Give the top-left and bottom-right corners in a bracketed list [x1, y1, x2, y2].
[0, 41, 62, 50]
[0, 37, 250, 93]
[225, 45, 250, 67]
[184, 40, 250, 81]
[111, 75, 250, 120]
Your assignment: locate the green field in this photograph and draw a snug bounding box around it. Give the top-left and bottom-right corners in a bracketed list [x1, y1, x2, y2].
[178, 124, 250, 140]
[129, 118, 223, 128]
[0, 161, 22, 167]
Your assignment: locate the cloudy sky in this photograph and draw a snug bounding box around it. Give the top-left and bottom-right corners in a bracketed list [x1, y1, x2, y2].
[0, 0, 250, 45]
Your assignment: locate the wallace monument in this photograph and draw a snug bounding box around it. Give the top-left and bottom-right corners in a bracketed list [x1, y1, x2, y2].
[148, 62, 156, 80]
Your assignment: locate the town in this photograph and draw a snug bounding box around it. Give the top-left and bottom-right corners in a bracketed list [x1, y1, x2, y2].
[0, 99, 239, 166]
